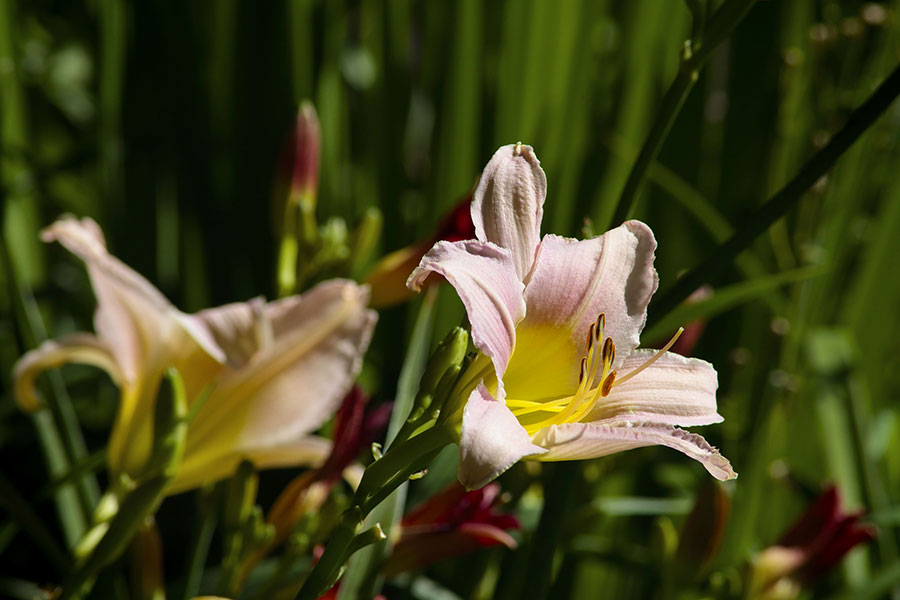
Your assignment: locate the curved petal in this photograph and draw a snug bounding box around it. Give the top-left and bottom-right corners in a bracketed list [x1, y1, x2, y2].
[471, 143, 547, 280]
[169, 435, 333, 495]
[185, 280, 376, 458]
[13, 333, 124, 412]
[586, 351, 723, 427]
[507, 222, 657, 397]
[42, 217, 182, 380]
[408, 240, 525, 381]
[188, 297, 269, 368]
[458, 384, 546, 490]
[531, 421, 736, 481]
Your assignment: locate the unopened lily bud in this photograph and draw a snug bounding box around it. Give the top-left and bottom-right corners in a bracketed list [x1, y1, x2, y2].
[290, 100, 320, 207]
[141, 367, 189, 481]
[349, 206, 383, 279]
[417, 327, 469, 405]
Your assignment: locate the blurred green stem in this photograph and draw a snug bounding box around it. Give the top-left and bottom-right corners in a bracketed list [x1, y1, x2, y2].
[523, 462, 580, 600]
[295, 425, 454, 600]
[611, 0, 758, 226]
[650, 61, 900, 324]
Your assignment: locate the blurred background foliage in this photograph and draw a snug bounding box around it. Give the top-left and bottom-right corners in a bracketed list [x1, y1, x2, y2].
[2, 0, 900, 598]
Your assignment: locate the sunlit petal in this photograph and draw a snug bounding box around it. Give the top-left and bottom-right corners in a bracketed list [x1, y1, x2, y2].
[532, 421, 736, 481]
[586, 351, 723, 426]
[518, 221, 657, 376]
[408, 239, 525, 382]
[185, 280, 376, 462]
[471, 143, 547, 280]
[458, 384, 546, 490]
[170, 435, 333, 495]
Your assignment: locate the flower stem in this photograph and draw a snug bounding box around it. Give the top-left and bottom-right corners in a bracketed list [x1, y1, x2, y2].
[610, 0, 758, 227]
[295, 425, 453, 600]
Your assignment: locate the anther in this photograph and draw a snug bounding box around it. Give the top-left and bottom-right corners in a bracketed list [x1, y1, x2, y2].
[602, 338, 615, 366]
[601, 371, 617, 397]
[578, 357, 587, 383]
[586, 322, 596, 351]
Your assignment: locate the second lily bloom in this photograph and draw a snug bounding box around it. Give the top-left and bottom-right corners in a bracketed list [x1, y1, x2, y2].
[14, 216, 377, 494]
[408, 143, 736, 489]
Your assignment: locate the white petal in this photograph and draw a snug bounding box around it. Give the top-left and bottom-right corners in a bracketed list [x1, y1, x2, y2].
[509, 222, 657, 395]
[458, 384, 546, 490]
[587, 351, 723, 426]
[408, 240, 525, 381]
[532, 421, 736, 481]
[41, 216, 181, 381]
[471, 144, 547, 280]
[184, 280, 376, 459]
[13, 333, 124, 412]
[188, 297, 269, 368]
[170, 436, 333, 495]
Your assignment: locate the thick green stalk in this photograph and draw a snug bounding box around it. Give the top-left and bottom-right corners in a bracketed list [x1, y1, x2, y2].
[649, 61, 900, 324]
[295, 426, 453, 600]
[611, 0, 758, 226]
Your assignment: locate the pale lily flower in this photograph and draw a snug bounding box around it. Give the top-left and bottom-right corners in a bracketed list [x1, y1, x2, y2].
[408, 144, 735, 489]
[14, 216, 376, 494]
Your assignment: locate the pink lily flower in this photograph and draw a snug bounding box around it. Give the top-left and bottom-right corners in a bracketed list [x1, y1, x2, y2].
[13, 216, 376, 493]
[408, 144, 735, 489]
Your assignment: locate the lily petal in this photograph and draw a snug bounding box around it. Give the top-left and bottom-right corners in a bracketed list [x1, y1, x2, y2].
[41, 217, 185, 380]
[184, 280, 376, 462]
[513, 222, 657, 391]
[532, 421, 736, 481]
[471, 143, 547, 280]
[458, 384, 546, 490]
[587, 351, 723, 427]
[189, 297, 270, 369]
[170, 435, 333, 495]
[408, 240, 525, 380]
[13, 333, 124, 412]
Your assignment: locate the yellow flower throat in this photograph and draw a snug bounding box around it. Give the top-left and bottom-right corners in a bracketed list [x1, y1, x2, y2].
[506, 314, 683, 436]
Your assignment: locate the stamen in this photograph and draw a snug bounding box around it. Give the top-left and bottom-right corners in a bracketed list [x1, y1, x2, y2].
[602, 338, 615, 367]
[613, 327, 684, 387]
[578, 357, 587, 383]
[601, 371, 616, 396]
[585, 322, 596, 353]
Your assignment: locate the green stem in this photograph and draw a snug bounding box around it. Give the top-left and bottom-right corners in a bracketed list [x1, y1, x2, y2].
[179, 488, 218, 600]
[649, 61, 900, 324]
[522, 462, 580, 600]
[611, 0, 758, 226]
[295, 426, 453, 600]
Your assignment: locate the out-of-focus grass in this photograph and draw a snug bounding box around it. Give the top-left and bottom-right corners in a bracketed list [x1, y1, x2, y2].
[2, 1, 900, 598]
